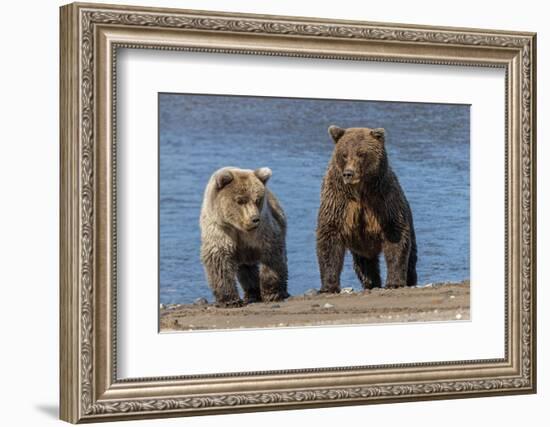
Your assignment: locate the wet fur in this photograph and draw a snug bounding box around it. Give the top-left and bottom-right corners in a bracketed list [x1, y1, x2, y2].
[316, 127, 417, 292]
[200, 167, 289, 307]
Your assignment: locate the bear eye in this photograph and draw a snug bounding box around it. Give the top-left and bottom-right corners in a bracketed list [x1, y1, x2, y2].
[342, 152, 348, 160]
[236, 197, 248, 205]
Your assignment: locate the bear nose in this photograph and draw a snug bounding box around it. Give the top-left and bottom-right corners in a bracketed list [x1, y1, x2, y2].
[251, 216, 260, 224]
[343, 169, 355, 179]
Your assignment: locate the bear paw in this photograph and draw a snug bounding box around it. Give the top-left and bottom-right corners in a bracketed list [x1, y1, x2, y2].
[385, 282, 406, 289]
[243, 292, 262, 305]
[215, 298, 243, 308]
[319, 286, 340, 294]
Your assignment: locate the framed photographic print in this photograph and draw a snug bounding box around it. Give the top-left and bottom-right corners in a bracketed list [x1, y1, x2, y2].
[60, 2, 537, 423]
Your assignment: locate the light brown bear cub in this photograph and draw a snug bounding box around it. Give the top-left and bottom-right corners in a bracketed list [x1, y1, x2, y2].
[200, 167, 289, 307]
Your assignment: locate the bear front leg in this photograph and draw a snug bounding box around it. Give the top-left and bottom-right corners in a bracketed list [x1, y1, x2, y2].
[238, 264, 262, 304]
[352, 253, 382, 289]
[382, 239, 410, 289]
[202, 256, 242, 307]
[259, 256, 289, 302]
[317, 232, 345, 293]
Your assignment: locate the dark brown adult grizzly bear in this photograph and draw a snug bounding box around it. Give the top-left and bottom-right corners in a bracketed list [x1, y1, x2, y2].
[316, 126, 417, 292]
[200, 167, 289, 307]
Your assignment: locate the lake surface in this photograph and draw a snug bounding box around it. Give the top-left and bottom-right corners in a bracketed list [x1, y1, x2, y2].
[159, 94, 470, 304]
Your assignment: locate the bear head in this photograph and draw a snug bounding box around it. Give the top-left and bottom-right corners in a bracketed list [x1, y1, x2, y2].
[211, 167, 272, 232]
[328, 125, 388, 185]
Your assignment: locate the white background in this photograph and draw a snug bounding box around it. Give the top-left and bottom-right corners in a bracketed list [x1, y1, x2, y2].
[118, 50, 504, 378]
[0, 0, 546, 426]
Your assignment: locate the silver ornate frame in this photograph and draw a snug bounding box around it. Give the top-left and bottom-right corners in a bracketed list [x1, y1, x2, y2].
[60, 2, 536, 423]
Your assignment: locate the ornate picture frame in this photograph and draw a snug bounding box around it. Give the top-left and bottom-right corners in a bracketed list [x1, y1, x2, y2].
[60, 2, 536, 423]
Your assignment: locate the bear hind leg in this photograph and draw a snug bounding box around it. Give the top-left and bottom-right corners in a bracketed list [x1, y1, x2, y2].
[238, 264, 262, 304]
[406, 231, 418, 287]
[259, 258, 289, 302]
[352, 253, 382, 289]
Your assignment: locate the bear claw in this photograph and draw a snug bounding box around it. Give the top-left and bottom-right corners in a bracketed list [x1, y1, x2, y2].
[262, 292, 287, 302]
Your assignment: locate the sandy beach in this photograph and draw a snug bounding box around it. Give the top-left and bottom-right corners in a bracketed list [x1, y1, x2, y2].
[160, 280, 469, 331]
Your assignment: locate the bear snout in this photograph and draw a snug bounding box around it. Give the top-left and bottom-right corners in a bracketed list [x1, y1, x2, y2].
[342, 169, 356, 183]
[246, 215, 260, 230]
[343, 169, 354, 178]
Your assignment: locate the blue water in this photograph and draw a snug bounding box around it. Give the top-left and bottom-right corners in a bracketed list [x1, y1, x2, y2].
[159, 94, 470, 304]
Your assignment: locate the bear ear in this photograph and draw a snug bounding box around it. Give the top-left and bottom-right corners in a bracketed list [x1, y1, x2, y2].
[214, 169, 234, 190]
[371, 128, 385, 142]
[328, 125, 346, 144]
[254, 167, 272, 185]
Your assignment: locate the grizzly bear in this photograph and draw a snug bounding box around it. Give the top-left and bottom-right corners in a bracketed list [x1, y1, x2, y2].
[200, 167, 289, 307]
[316, 126, 417, 292]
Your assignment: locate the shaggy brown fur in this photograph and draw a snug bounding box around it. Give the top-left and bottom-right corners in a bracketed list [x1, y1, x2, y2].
[200, 167, 289, 307]
[316, 126, 417, 292]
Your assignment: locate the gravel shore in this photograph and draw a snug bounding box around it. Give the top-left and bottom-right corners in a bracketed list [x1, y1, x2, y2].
[160, 280, 470, 332]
